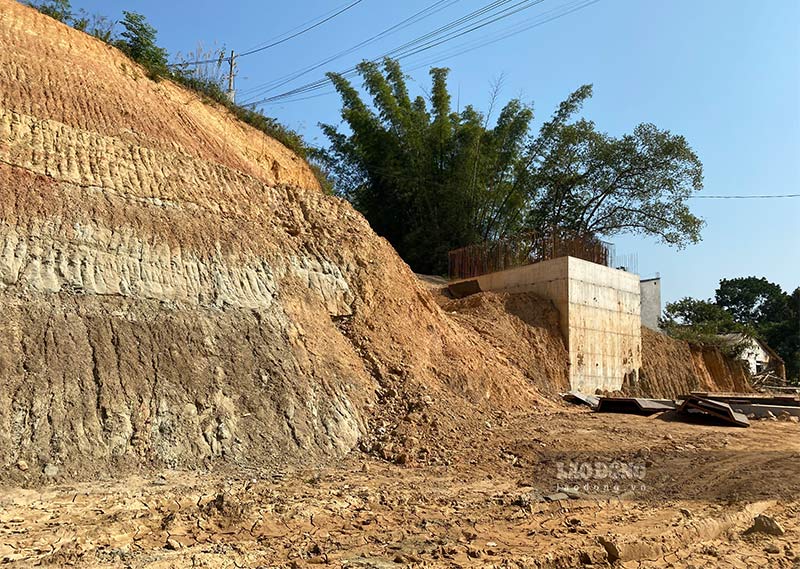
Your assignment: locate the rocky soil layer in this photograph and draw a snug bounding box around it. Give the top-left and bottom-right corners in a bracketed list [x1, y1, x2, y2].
[633, 327, 752, 398]
[0, 408, 797, 568]
[0, 0, 548, 482]
[0, 0, 752, 485]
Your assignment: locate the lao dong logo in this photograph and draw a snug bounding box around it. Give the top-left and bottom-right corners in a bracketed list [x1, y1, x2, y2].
[555, 460, 648, 495]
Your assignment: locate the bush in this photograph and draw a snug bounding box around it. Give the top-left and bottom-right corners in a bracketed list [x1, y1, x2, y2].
[26, 0, 71, 22]
[115, 11, 169, 79]
[664, 328, 750, 360]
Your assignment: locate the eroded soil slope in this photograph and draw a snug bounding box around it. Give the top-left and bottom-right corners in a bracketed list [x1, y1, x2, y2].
[0, 0, 547, 483]
[634, 327, 752, 398]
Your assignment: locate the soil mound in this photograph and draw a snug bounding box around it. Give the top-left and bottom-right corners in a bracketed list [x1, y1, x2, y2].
[442, 292, 570, 396]
[633, 327, 752, 398]
[0, 0, 546, 483]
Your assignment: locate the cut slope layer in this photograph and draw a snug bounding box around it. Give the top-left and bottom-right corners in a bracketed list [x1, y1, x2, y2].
[630, 327, 752, 399]
[0, 0, 546, 483]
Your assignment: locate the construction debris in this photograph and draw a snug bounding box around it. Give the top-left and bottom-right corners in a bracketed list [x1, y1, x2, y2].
[578, 392, 800, 427]
[677, 396, 750, 428]
[688, 393, 800, 406]
[727, 404, 800, 419]
[561, 391, 600, 408]
[595, 397, 677, 416]
[682, 393, 800, 419]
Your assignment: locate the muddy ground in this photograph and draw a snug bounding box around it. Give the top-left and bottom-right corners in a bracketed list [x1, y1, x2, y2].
[1, 408, 797, 568]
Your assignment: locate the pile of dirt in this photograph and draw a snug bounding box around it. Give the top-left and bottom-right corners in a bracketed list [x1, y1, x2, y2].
[0, 0, 548, 483]
[442, 292, 570, 397]
[631, 327, 752, 398]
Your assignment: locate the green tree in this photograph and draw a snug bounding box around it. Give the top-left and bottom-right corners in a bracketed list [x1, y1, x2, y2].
[116, 11, 168, 77]
[661, 297, 738, 333]
[26, 0, 72, 23]
[660, 297, 746, 350]
[663, 278, 800, 383]
[321, 59, 533, 273]
[322, 60, 704, 273]
[522, 86, 704, 246]
[776, 288, 800, 383]
[715, 277, 789, 326]
[715, 278, 798, 382]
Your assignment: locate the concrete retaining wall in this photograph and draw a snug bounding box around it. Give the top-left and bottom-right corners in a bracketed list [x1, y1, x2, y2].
[566, 257, 641, 392]
[454, 257, 641, 392]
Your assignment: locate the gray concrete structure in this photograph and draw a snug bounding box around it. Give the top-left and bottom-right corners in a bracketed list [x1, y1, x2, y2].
[453, 256, 641, 393]
[639, 277, 662, 331]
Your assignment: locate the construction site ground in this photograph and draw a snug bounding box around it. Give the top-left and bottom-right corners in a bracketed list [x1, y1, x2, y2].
[2, 407, 797, 568]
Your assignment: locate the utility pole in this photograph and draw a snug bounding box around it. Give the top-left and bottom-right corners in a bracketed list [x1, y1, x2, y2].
[227, 50, 236, 104]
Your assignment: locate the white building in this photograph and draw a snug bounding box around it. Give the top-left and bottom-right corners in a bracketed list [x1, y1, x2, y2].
[718, 333, 785, 378]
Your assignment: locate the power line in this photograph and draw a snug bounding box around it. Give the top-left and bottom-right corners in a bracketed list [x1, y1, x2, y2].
[250, 0, 599, 107]
[237, 0, 459, 99]
[404, 0, 599, 72]
[243, 0, 526, 102]
[386, 0, 548, 62]
[690, 194, 800, 199]
[239, 0, 365, 57]
[262, 0, 597, 104]
[238, 0, 366, 54]
[257, 0, 596, 106]
[247, 0, 548, 105]
[169, 0, 365, 67]
[241, 0, 521, 102]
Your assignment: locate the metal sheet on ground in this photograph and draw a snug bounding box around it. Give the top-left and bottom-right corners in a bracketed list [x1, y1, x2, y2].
[596, 398, 676, 416]
[562, 392, 600, 408]
[677, 396, 750, 428]
[686, 393, 800, 407]
[726, 404, 800, 418]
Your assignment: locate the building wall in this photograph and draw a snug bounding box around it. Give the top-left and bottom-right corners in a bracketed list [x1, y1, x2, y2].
[640, 277, 661, 331]
[739, 338, 770, 375]
[566, 257, 641, 393]
[465, 257, 642, 393]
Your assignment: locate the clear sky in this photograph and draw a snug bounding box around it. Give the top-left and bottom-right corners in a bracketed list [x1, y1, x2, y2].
[70, 0, 800, 305]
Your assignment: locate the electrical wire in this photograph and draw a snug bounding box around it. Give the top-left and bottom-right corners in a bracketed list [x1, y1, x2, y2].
[247, 0, 548, 105]
[240, 0, 520, 101]
[238, 0, 365, 54]
[240, 0, 525, 102]
[168, 0, 365, 67]
[259, 0, 599, 106]
[237, 0, 460, 98]
[238, 0, 365, 57]
[252, 0, 599, 107]
[403, 0, 599, 72]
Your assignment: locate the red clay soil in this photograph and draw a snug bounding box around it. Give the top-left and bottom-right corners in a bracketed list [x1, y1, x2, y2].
[442, 292, 571, 397]
[633, 327, 752, 398]
[0, 4, 795, 567]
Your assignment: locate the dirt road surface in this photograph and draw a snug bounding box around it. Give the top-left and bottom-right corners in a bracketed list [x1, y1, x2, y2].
[1, 408, 797, 568]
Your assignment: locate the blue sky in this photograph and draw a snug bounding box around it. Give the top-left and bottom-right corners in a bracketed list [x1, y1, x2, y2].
[71, 0, 800, 304]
